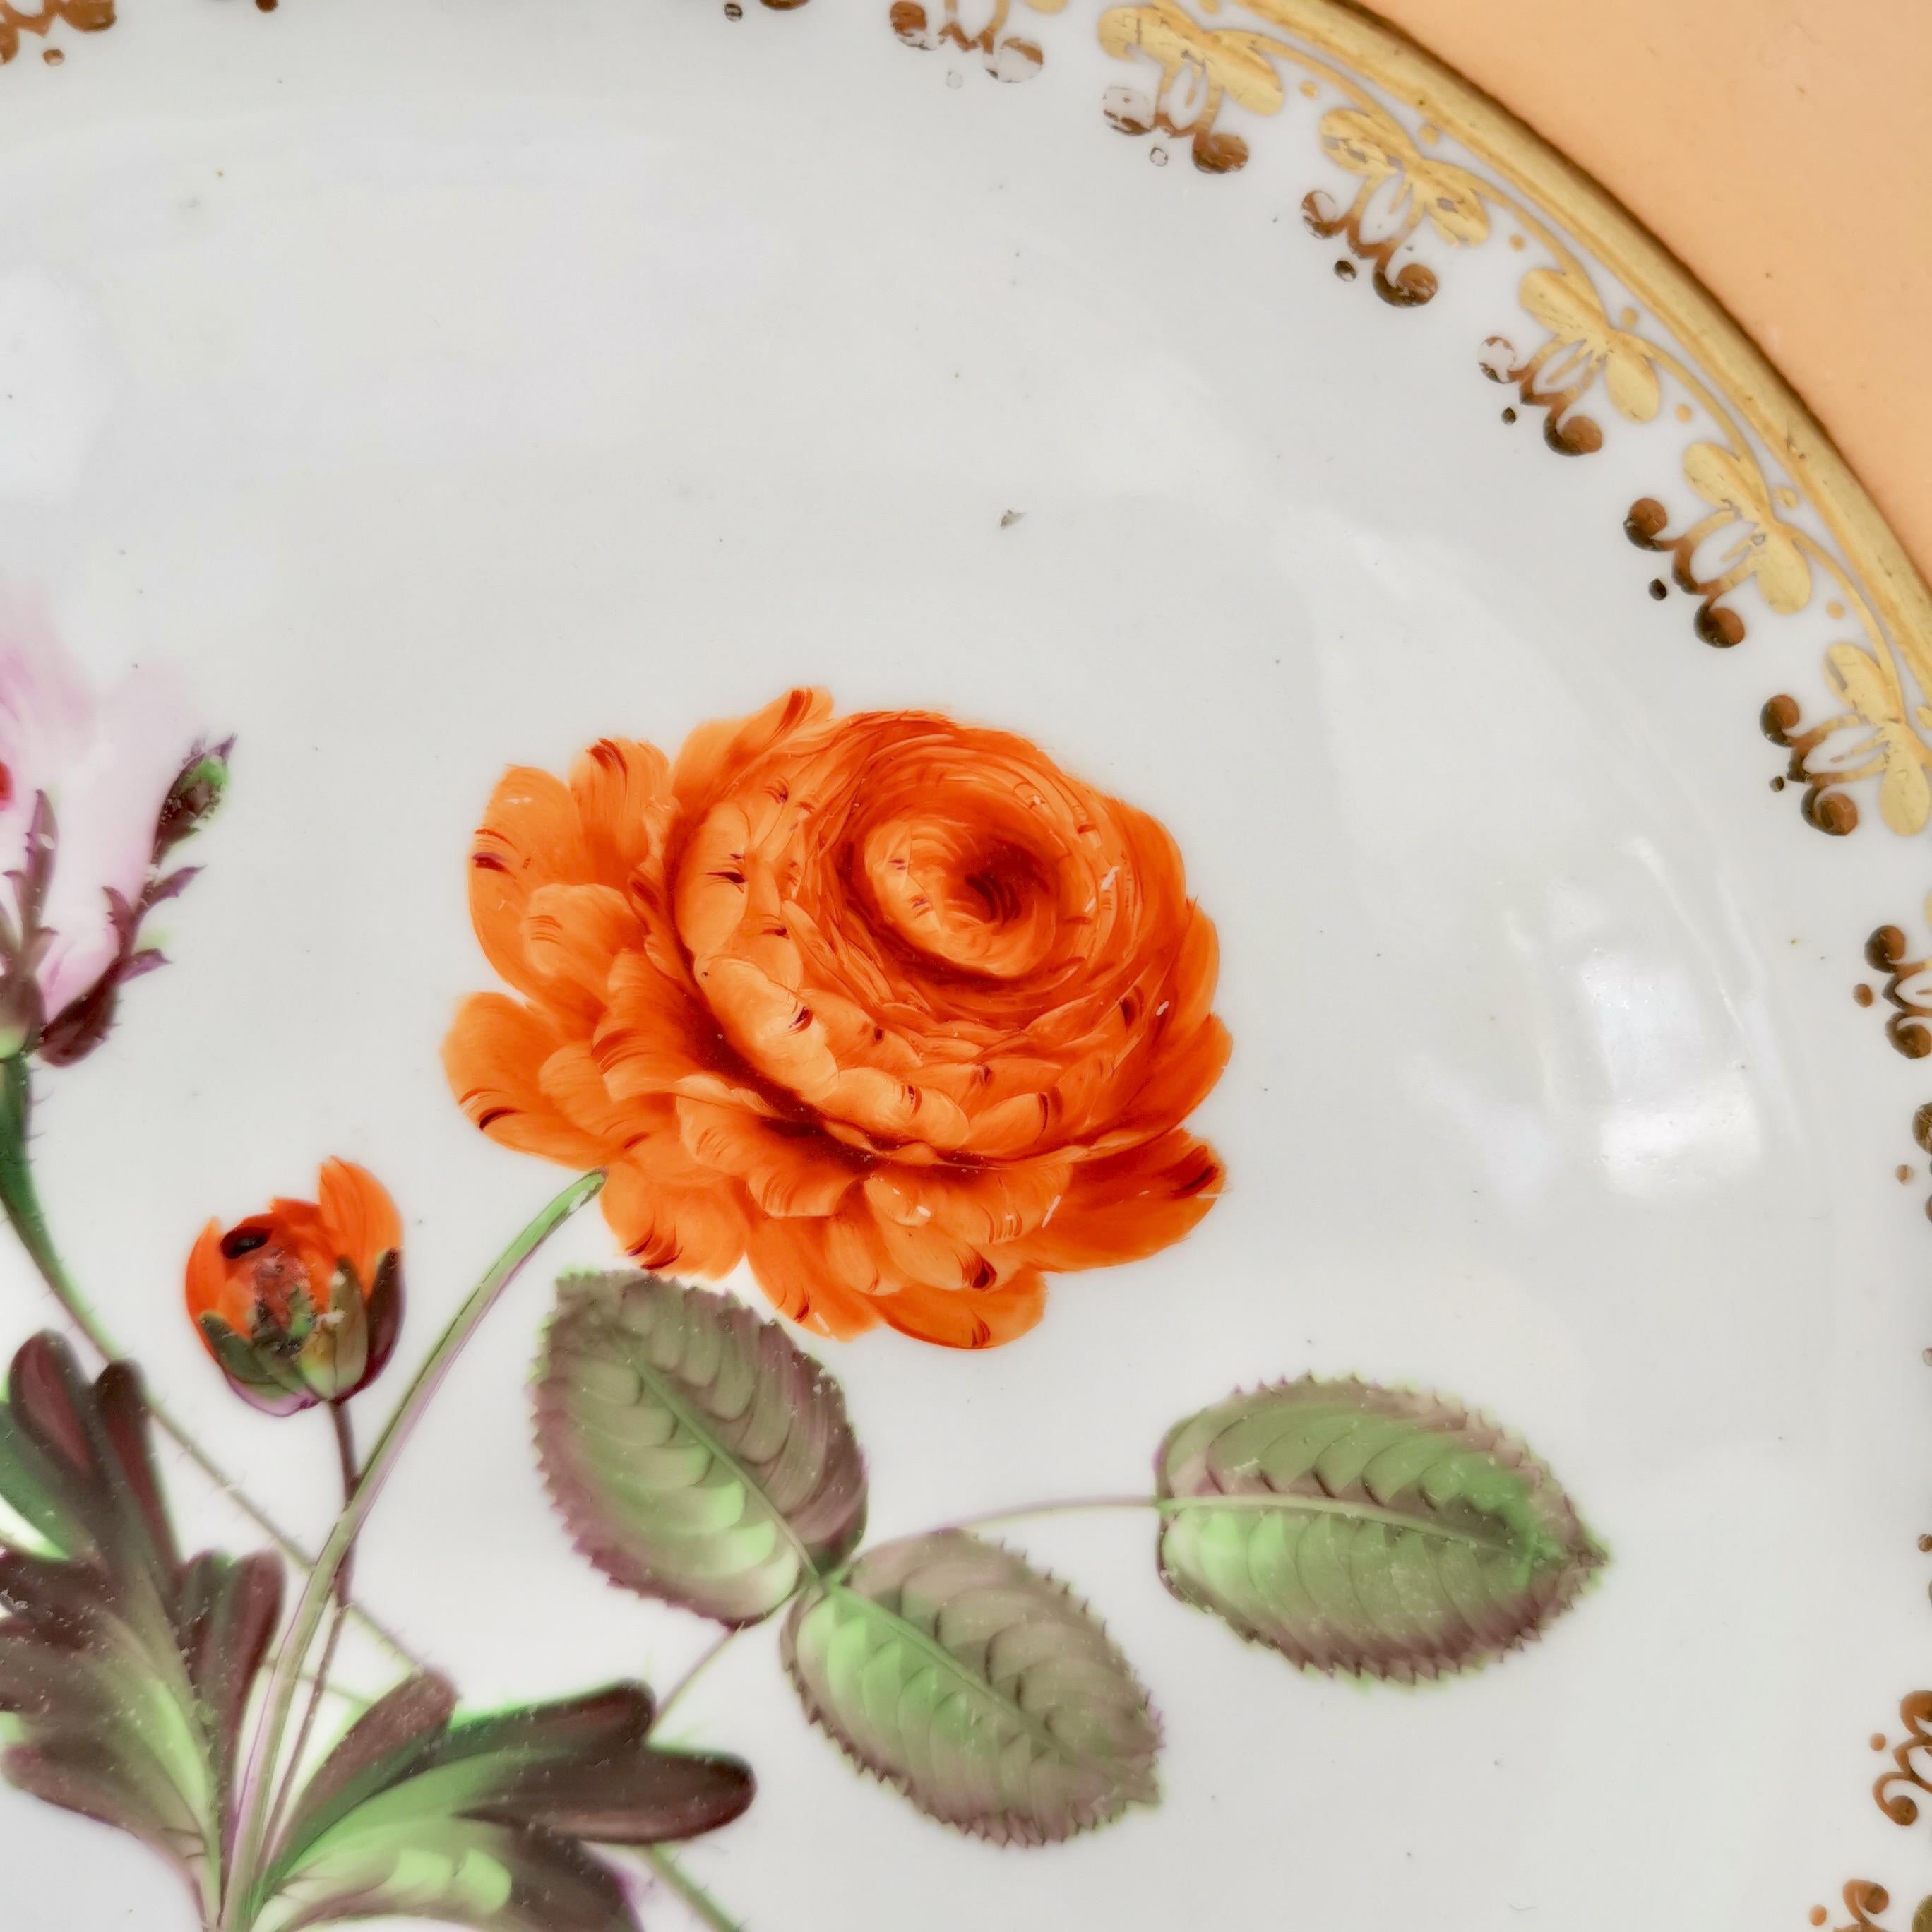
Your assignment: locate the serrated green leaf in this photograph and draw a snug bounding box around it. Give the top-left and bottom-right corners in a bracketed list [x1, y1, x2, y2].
[535, 1272, 867, 1626]
[782, 1530, 1159, 1845]
[1155, 1378, 1604, 1682]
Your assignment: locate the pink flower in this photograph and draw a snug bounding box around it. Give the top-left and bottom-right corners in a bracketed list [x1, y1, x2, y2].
[0, 595, 227, 1064]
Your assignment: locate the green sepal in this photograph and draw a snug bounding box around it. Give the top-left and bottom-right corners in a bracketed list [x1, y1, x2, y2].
[296, 1264, 370, 1401]
[198, 1313, 315, 1416]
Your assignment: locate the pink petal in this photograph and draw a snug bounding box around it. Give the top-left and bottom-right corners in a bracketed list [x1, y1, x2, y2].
[0, 592, 201, 1022]
[0, 592, 92, 874]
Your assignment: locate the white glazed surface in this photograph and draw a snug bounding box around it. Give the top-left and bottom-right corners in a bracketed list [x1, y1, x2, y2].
[1, 3, 1925, 1927]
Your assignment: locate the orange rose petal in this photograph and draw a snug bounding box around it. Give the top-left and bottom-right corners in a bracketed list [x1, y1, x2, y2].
[539, 1040, 650, 1146]
[743, 1214, 886, 1338]
[669, 1068, 785, 1119]
[676, 804, 758, 962]
[316, 1158, 402, 1284]
[961, 1088, 1054, 1159]
[1160, 905, 1223, 1038]
[898, 1027, 986, 1068]
[782, 898, 901, 1013]
[734, 917, 807, 998]
[184, 1219, 239, 1331]
[875, 1270, 1048, 1351]
[1023, 1130, 1224, 1272]
[825, 1065, 972, 1152]
[468, 768, 592, 999]
[669, 688, 833, 818]
[1131, 813, 1189, 889]
[568, 738, 674, 888]
[595, 952, 719, 1102]
[803, 987, 920, 1075]
[443, 993, 611, 1167]
[600, 1154, 749, 1279]
[1039, 1042, 1127, 1143]
[862, 1156, 1072, 1248]
[700, 955, 838, 1100]
[262, 1198, 339, 1292]
[818, 1115, 941, 1162]
[869, 1211, 1022, 1296]
[1105, 1013, 1234, 1147]
[522, 883, 645, 1011]
[675, 1095, 857, 1219]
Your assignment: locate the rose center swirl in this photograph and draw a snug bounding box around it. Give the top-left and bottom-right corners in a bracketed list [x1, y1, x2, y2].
[858, 815, 1064, 980]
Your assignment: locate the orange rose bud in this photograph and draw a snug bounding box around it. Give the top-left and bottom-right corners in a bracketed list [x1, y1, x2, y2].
[186, 1158, 403, 1414]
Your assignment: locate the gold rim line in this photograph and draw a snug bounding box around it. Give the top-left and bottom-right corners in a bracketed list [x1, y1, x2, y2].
[1243, 0, 1932, 680]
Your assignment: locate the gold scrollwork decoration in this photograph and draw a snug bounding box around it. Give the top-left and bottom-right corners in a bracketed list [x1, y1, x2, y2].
[1096, 0, 1287, 174]
[1830, 1881, 1932, 1932]
[1763, 647, 1932, 838]
[1864, 924, 1932, 1059]
[0, 0, 112, 62]
[1481, 265, 1662, 453]
[1301, 102, 1488, 305]
[1873, 1692, 1932, 1821]
[888, 0, 1063, 83]
[1626, 441, 1813, 648]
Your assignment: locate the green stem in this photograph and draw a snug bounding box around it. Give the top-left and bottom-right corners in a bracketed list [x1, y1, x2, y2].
[657, 1484, 1508, 1761]
[221, 1169, 604, 1931]
[0, 1056, 416, 1660]
[638, 1844, 745, 1932]
[258, 1404, 360, 1860]
[649, 1627, 738, 1739]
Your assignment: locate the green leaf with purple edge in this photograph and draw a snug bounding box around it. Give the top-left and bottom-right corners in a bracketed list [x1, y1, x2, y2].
[251, 1675, 753, 1932]
[1155, 1377, 1606, 1683]
[781, 1530, 1160, 1846]
[0, 1332, 282, 1926]
[535, 1272, 868, 1626]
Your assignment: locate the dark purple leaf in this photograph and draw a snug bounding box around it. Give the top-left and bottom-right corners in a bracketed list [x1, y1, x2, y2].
[262, 1675, 753, 1931]
[0, 1335, 283, 1920]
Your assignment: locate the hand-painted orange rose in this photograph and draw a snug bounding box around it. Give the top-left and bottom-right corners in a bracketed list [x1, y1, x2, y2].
[443, 690, 1229, 1349]
[186, 1159, 404, 1413]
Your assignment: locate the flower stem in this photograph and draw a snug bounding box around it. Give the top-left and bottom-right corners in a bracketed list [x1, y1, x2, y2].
[258, 1404, 359, 1859]
[221, 1169, 604, 1931]
[638, 1845, 745, 1932]
[0, 1056, 415, 1662]
[650, 1627, 739, 1739]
